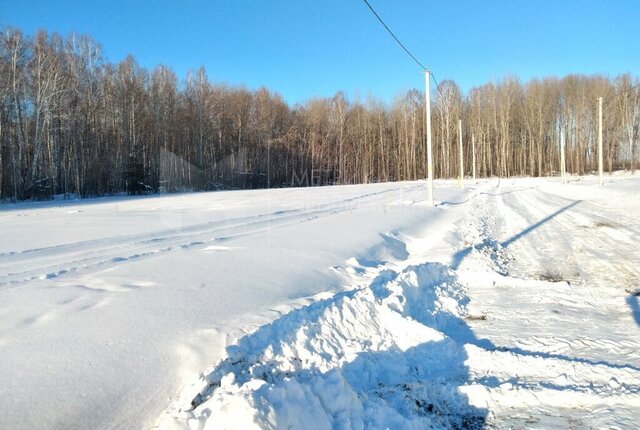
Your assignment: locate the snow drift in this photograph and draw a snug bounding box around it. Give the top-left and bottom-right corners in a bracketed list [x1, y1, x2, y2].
[159, 260, 486, 430]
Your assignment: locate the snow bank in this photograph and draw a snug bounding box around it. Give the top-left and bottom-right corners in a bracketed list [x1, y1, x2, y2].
[158, 259, 486, 430]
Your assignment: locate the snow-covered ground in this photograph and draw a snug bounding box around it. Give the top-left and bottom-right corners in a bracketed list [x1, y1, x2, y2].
[1, 174, 639, 429]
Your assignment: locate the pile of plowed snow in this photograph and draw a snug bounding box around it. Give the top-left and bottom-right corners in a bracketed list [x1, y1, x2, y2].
[158, 262, 485, 429]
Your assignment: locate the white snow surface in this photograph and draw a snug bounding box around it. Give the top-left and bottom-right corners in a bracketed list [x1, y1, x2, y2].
[1, 174, 639, 429]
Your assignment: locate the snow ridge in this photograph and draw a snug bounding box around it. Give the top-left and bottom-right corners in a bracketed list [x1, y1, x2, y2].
[158, 259, 486, 429]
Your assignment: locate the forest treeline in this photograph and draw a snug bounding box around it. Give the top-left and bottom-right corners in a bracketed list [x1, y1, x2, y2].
[1, 28, 638, 200]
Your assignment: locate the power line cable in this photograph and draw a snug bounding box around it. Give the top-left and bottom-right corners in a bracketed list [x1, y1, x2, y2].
[361, 0, 428, 71]
[430, 71, 441, 96]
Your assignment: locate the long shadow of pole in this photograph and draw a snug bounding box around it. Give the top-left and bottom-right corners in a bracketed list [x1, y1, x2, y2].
[627, 295, 640, 327]
[501, 200, 581, 248]
[451, 200, 582, 270]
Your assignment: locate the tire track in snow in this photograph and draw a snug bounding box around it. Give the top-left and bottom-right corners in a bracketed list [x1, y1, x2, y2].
[455, 182, 640, 428]
[500, 188, 639, 289]
[0, 185, 421, 288]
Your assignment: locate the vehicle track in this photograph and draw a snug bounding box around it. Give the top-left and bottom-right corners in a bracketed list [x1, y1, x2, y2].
[0, 185, 422, 288]
[500, 187, 640, 289]
[455, 182, 640, 428]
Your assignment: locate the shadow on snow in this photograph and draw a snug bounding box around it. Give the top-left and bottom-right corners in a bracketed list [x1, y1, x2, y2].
[626, 295, 640, 329]
[450, 199, 581, 271]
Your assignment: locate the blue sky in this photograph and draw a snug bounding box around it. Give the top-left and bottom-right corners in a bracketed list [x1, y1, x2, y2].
[2, 0, 638, 105]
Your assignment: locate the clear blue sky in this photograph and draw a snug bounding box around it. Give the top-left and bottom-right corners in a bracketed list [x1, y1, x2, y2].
[2, 0, 638, 105]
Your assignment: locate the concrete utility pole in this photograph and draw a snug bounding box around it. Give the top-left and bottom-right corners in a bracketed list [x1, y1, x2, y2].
[472, 132, 476, 181]
[560, 127, 566, 184]
[425, 70, 434, 206]
[458, 119, 464, 188]
[598, 96, 604, 186]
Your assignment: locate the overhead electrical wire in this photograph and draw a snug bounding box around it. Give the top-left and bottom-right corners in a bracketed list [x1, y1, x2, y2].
[361, 0, 439, 206]
[361, 0, 428, 72]
[430, 71, 441, 97]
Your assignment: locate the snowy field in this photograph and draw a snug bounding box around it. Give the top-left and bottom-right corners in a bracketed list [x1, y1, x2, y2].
[1, 174, 639, 429]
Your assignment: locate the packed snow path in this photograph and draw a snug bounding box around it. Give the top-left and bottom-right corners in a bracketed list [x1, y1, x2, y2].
[1, 175, 639, 429]
[452, 178, 640, 428]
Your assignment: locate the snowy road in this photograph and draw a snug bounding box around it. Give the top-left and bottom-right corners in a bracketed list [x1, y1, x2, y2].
[454, 177, 640, 428]
[1, 175, 639, 429]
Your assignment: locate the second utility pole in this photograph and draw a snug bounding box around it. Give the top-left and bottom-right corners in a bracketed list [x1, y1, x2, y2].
[472, 132, 476, 181]
[598, 96, 604, 186]
[425, 70, 434, 206]
[458, 119, 464, 188]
